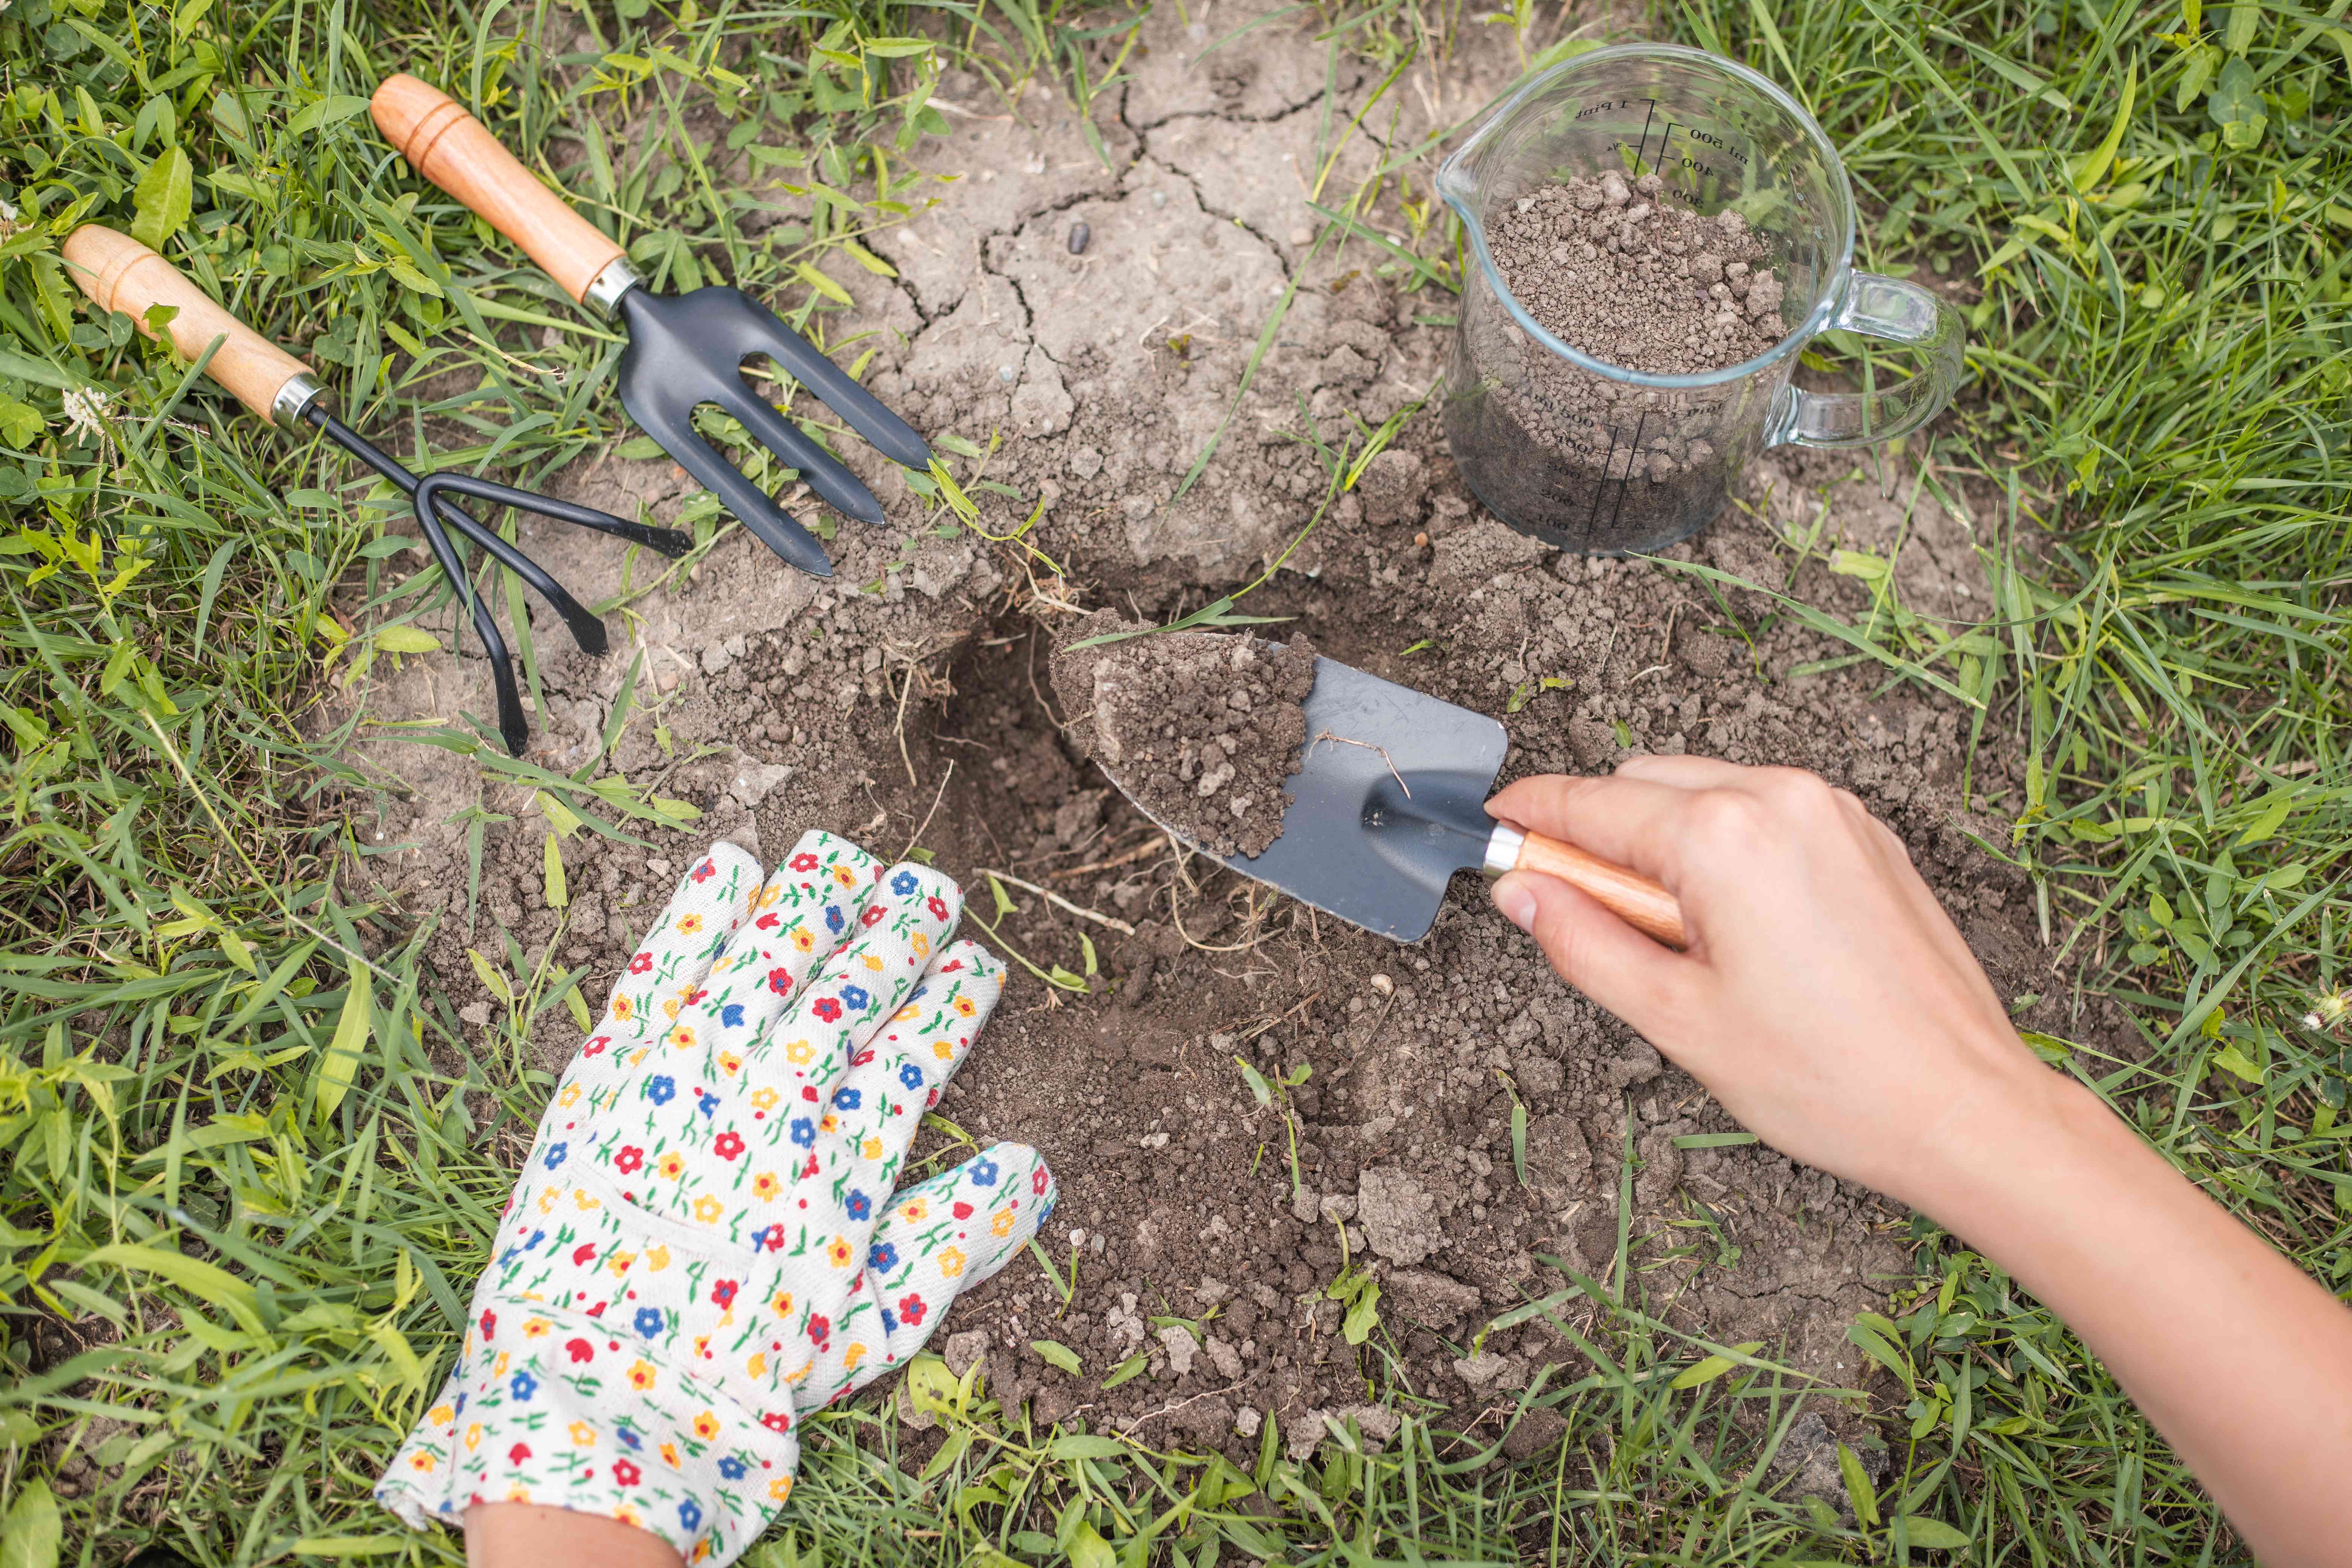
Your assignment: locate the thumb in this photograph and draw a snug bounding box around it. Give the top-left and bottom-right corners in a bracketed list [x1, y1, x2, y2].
[814, 1142, 1056, 1405]
[1493, 870, 1692, 1042]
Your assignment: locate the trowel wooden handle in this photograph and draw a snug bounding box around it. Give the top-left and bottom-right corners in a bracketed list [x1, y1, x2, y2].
[61, 225, 313, 426]
[371, 73, 623, 305]
[1507, 828, 1687, 949]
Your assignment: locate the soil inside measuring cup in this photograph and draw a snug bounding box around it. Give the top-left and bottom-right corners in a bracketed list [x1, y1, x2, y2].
[1490, 170, 1784, 378]
[1053, 618, 1317, 861]
[1468, 171, 1788, 552]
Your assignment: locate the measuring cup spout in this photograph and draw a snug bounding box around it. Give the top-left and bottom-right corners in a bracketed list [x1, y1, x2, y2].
[1434, 155, 1479, 212]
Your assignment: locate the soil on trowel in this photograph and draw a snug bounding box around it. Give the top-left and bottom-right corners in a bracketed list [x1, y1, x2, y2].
[1051, 617, 1315, 859]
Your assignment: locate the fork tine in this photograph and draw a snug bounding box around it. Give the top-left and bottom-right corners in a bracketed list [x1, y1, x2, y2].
[718, 382, 887, 526]
[626, 389, 835, 579]
[732, 301, 933, 471]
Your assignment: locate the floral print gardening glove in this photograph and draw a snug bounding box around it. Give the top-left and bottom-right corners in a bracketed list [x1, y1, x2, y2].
[377, 831, 1054, 1565]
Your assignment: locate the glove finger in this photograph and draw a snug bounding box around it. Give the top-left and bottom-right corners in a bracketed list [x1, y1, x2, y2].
[767, 862, 964, 1167]
[805, 1141, 1057, 1406]
[579, 856, 960, 1232]
[819, 940, 1003, 1202]
[595, 843, 763, 1050]
[653, 830, 885, 1078]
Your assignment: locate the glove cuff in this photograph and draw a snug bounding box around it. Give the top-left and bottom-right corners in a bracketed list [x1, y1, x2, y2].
[376, 1295, 798, 1568]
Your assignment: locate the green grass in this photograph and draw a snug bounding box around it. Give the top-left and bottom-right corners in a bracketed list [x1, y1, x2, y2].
[2, 0, 2349, 1561]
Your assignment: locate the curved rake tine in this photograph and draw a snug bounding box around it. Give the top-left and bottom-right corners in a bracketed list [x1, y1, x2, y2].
[428, 469, 692, 558]
[417, 473, 608, 656]
[409, 481, 529, 757]
[310, 409, 528, 753]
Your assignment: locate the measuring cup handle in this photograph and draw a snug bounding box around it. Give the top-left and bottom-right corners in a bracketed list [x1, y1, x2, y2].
[1769, 273, 1966, 449]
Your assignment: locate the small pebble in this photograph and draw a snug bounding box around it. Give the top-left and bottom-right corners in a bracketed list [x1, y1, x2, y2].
[1412, 532, 1430, 549]
[998, 364, 1017, 383]
[1370, 973, 1394, 996]
[1288, 227, 1313, 247]
[1068, 220, 1090, 254]
[1151, 190, 1168, 208]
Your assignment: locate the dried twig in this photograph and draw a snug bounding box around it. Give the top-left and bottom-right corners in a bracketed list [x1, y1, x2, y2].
[892, 656, 921, 787]
[1047, 835, 1169, 881]
[1169, 879, 1276, 954]
[898, 761, 955, 863]
[1119, 1381, 1252, 1435]
[977, 867, 1137, 935]
[1311, 729, 1410, 799]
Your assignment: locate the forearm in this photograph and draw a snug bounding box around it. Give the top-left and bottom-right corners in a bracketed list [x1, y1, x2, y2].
[1914, 1066, 2352, 1564]
[467, 1505, 684, 1568]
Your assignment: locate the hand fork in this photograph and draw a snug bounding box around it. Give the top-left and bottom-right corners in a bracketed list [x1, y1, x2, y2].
[371, 74, 934, 580]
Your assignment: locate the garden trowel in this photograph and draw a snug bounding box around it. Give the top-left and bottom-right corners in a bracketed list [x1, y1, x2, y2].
[371, 75, 932, 580]
[1085, 639, 1686, 946]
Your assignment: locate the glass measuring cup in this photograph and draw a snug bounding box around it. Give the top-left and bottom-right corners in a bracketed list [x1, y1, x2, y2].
[1436, 44, 1964, 554]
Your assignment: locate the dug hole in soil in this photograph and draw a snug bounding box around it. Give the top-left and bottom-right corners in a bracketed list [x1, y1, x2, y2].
[340, 0, 2091, 1484]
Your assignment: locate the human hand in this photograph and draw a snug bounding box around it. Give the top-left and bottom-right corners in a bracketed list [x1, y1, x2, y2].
[1485, 758, 2053, 1209]
[378, 833, 1054, 1566]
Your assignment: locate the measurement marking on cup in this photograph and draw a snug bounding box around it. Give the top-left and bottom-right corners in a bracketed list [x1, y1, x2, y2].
[1616, 120, 1751, 195]
[1583, 423, 1622, 548]
[1608, 409, 1650, 541]
[1574, 96, 1653, 121]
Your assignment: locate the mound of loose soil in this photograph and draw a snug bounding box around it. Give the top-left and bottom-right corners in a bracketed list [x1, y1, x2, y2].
[1052, 618, 1315, 859]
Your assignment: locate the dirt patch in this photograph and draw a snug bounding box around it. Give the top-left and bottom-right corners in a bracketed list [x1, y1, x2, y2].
[1053, 619, 1315, 859]
[332, 0, 2090, 1470]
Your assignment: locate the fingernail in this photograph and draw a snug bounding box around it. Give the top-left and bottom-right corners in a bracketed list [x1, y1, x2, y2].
[1493, 874, 1537, 933]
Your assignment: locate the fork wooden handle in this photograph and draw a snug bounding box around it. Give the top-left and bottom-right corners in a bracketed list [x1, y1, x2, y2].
[1506, 828, 1687, 948]
[370, 74, 623, 305]
[60, 225, 313, 426]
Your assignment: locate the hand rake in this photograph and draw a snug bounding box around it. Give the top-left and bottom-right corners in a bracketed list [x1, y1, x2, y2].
[63, 224, 693, 756]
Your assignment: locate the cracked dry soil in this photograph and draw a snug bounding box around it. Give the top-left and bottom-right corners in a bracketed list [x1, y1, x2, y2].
[345, 0, 2082, 1468]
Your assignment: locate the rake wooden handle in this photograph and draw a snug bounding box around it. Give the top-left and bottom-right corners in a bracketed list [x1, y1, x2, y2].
[61, 225, 313, 426]
[1506, 828, 1687, 948]
[371, 73, 623, 305]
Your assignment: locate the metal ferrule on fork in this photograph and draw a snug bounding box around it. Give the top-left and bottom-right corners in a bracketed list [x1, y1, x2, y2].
[582, 257, 645, 323]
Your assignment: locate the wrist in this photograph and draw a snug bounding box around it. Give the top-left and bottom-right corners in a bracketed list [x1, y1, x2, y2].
[377, 1294, 798, 1567]
[465, 1503, 686, 1568]
[1883, 1034, 2096, 1223]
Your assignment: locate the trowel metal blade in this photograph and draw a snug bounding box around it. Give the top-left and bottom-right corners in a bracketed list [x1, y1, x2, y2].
[1112, 654, 1509, 942]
